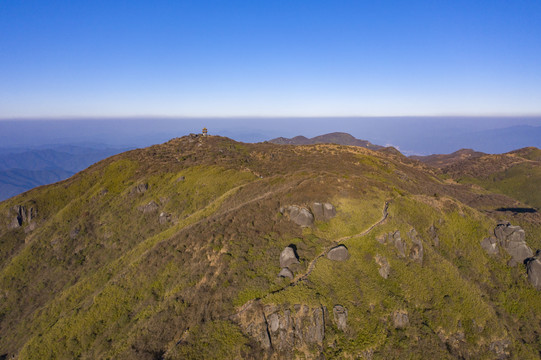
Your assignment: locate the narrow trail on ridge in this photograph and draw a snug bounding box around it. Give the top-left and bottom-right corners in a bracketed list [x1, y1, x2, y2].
[293, 200, 390, 285]
[234, 200, 390, 317]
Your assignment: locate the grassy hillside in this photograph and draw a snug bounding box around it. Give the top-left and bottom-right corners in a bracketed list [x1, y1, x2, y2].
[436, 147, 541, 210]
[1, 135, 540, 359]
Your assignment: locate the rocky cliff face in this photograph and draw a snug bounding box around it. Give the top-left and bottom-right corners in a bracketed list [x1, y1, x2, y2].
[232, 301, 327, 358]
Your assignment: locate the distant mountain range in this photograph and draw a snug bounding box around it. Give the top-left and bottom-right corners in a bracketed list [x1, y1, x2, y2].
[269, 132, 383, 150]
[0, 145, 126, 201]
[409, 148, 486, 168]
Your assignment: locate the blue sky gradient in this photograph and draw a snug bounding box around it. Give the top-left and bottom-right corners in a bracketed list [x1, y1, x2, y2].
[1, 0, 541, 117]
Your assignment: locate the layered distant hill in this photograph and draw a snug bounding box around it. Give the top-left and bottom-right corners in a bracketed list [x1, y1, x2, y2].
[412, 147, 541, 210]
[269, 132, 383, 150]
[1, 135, 541, 359]
[0, 145, 127, 201]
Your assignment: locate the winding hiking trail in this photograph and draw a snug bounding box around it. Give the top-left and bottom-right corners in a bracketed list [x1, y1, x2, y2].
[293, 200, 390, 285]
[234, 200, 391, 318]
[173, 199, 391, 348]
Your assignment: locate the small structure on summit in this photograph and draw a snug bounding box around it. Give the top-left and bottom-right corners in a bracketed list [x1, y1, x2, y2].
[202, 127, 208, 137]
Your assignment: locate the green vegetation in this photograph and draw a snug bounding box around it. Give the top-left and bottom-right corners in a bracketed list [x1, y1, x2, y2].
[0, 137, 540, 359]
[457, 162, 541, 209]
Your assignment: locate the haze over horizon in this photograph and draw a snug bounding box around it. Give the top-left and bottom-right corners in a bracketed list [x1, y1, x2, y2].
[2, 0, 541, 118]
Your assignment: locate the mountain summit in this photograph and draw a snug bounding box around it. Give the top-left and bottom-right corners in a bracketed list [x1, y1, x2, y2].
[1, 134, 540, 359]
[269, 132, 383, 150]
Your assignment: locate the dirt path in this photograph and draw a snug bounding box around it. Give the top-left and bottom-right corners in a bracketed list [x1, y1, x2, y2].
[233, 200, 390, 319]
[291, 200, 390, 285]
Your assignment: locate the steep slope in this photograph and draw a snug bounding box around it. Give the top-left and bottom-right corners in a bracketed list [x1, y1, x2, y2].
[1, 135, 540, 359]
[269, 132, 383, 150]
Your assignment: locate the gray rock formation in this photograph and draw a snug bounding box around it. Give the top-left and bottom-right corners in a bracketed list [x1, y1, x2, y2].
[278, 267, 294, 279]
[232, 302, 326, 355]
[494, 222, 533, 266]
[393, 310, 409, 329]
[327, 245, 349, 261]
[281, 205, 314, 227]
[159, 212, 171, 224]
[392, 231, 406, 258]
[8, 204, 37, 230]
[280, 246, 300, 268]
[408, 229, 423, 264]
[525, 250, 541, 290]
[230, 301, 272, 350]
[133, 183, 148, 194]
[481, 237, 499, 255]
[333, 305, 348, 331]
[311, 202, 336, 221]
[140, 201, 159, 214]
[375, 254, 390, 279]
[8, 216, 22, 229]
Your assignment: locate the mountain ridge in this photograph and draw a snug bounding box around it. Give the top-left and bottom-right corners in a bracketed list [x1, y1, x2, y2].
[269, 131, 383, 150]
[1, 134, 540, 359]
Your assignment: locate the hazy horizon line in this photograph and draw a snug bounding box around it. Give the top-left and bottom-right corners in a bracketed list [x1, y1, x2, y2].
[2, 114, 541, 121]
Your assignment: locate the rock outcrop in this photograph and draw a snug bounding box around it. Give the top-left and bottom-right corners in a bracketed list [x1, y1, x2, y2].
[278, 267, 294, 279]
[380, 230, 406, 257]
[133, 183, 148, 194]
[280, 205, 314, 227]
[392, 310, 409, 329]
[333, 305, 348, 331]
[8, 204, 37, 230]
[408, 229, 423, 264]
[311, 202, 336, 221]
[375, 254, 390, 279]
[159, 212, 171, 224]
[232, 302, 326, 356]
[525, 250, 541, 290]
[140, 201, 159, 214]
[279, 246, 300, 268]
[326, 245, 349, 261]
[481, 237, 499, 255]
[231, 301, 272, 350]
[494, 222, 533, 266]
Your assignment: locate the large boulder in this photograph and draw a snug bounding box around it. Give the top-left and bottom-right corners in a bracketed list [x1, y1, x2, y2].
[280, 246, 300, 268]
[494, 222, 533, 265]
[281, 205, 314, 227]
[525, 250, 541, 290]
[326, 245, 349, 261]
[481, 237, 499, 255]
[333, 305, 348, 331]
[278, 267, 294, 279]
[311, 202, 336, 221]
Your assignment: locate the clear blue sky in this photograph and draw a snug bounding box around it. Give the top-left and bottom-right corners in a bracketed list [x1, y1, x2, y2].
[1, 0, 540, 118]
